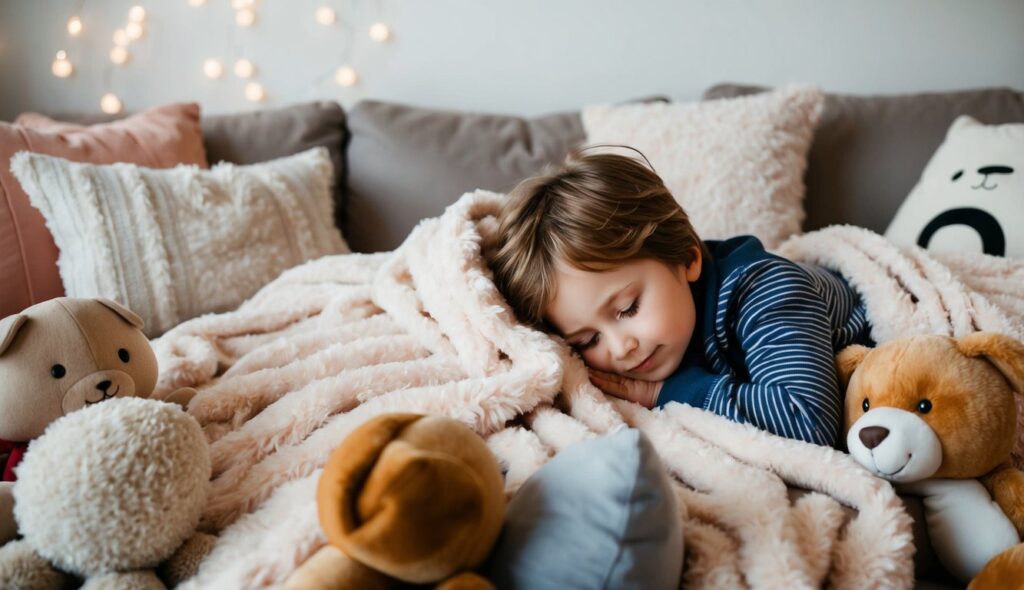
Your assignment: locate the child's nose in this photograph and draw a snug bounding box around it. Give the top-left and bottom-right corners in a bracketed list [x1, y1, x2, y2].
[611, 334, 639, 360]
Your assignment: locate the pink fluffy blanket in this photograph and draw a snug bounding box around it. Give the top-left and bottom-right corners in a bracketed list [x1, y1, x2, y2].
[154, 190, 1024, 589]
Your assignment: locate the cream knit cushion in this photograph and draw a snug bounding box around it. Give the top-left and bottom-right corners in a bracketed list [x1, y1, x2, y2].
[11, 147, 348, 336]
[582, 85, 824, 249]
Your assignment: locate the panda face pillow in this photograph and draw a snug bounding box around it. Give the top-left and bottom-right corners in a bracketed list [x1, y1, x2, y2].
[886, 116, 1022, 258]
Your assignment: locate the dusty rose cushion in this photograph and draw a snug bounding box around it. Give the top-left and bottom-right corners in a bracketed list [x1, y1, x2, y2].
[0, 103, 208, 319]
[582, 86, 824, 249]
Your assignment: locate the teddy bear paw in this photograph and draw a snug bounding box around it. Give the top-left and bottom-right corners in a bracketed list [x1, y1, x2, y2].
[0, 539, 72, 590]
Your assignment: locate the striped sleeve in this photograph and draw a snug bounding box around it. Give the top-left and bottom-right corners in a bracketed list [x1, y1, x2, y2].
[660, 260, 843, 446]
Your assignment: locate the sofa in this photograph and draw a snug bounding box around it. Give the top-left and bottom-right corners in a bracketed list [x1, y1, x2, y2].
[3, 83, 1024, 589]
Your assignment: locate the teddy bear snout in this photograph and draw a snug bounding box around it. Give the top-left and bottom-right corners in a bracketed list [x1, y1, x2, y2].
[847, 407, 943, 482]
[60, 371, 138, 414]
[858, 426, 890, 449]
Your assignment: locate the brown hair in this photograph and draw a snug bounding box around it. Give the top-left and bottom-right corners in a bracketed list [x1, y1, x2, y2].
[490, 148, 706, 329]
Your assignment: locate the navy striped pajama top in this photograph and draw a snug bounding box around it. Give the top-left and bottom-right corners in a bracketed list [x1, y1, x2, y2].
[656, 236, 872, 447]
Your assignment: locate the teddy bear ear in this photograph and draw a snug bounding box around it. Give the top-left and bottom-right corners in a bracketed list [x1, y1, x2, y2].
[95, 298, 145, 330]
[956, 332, 1024, 394]
[836, 345, 870, 390]
[0, 314, 28, 357]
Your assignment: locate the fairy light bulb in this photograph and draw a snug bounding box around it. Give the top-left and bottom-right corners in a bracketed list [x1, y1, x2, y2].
[233, 59, 255, 78]
[128, 6, 146, 22]
[235, 8, 256, 27]
[109, 46, 129, 65]
[315, 6, 336, 25]
[51, 51, 73, 78]
[334, 66, 357, 87]
[203, 58, 224, 79]
[188, 0, 206, 6]
[244, 82, 265, 102]
[67, 16, 83, 36]
[125, 21, 144, 40]
[231, 0, 254, 9]
[369, 22, 390, 42]
[113, 29, 130, 46]
[100, 93, 123, 115]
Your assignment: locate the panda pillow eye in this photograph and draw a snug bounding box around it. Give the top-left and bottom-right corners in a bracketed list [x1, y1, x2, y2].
[118, 348, 130, 363]
[951, 170, 964, 182]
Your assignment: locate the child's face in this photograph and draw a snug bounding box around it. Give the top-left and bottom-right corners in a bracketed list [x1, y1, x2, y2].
[545, 255, 702, 381]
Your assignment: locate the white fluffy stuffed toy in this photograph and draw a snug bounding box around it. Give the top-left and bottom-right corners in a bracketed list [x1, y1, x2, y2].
[0, 397, 213, 589]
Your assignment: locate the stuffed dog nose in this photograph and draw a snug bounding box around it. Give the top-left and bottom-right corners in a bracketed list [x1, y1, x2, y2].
[96, 380, 112, 392]
[859, 426, 890, 450]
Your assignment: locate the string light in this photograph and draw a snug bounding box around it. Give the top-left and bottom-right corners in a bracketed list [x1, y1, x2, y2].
[235, 8, 256, 27]
[109, 46, 130, 65]
[369, 23, 390, 42]
[244, 81, 265, 102]
[67, 16, 83, 36]
[51, 50, 73, 78]
[125, 21, 145, 40]
[334, 65, 357, 87]
[100, 93, 123, 114]
[203, 58, 224, 79]
[315, 6, 336, 26]
[233, 58, 255, 78]
[47, 5, 395, 108]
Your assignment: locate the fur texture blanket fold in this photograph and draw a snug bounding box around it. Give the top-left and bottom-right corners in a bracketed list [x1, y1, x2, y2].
[154, 191, 1024, 589]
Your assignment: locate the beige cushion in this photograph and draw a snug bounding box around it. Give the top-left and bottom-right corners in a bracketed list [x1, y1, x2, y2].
[10, 147, 348, 336]
[582, 85, 824, 249]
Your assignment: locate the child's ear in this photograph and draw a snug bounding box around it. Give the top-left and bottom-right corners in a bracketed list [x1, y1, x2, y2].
[684, 248, 702, 282]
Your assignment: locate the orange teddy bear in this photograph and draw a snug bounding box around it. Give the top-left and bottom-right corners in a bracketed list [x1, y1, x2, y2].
[839, 332, 1024, 588]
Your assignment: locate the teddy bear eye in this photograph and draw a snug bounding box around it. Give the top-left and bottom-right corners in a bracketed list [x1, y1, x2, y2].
[861, 398, 870, 412]
[51, 364, 66, 379]
[917, 399, 932, 414]
[951, 170, 964, 182]
[118, 348, 130, 363]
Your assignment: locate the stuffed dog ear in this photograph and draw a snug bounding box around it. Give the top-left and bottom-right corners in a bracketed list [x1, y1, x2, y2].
[957, 332, 1024, 394]
[836, 345, 870, 390]
[0, 314, 28, 356]
[95, 298, 145, 330]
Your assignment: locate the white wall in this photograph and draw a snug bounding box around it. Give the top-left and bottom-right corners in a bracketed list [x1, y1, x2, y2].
[0, 0, 1022, 120]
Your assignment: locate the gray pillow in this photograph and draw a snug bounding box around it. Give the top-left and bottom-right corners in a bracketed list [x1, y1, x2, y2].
[486, 428, 683, 590]
[703, 84, 1024, 234]
[343, 98, 668, 253]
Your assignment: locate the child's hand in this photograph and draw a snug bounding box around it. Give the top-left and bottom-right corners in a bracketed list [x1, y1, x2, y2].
[588, 369, 662, 408]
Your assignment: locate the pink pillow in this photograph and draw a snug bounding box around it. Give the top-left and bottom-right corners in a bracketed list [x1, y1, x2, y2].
[1, 102, 208, 319]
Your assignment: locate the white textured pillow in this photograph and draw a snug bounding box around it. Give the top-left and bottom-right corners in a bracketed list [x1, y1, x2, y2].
[12, 147, 348, 336]
[886, 116, 1024, 258]
[582, 85, 824, 248]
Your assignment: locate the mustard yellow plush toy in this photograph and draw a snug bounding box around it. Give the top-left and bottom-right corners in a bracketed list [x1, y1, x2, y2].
[0, 298, 196, 546]
[284, 413, 506, 590]
[839, 332, 1024, 588]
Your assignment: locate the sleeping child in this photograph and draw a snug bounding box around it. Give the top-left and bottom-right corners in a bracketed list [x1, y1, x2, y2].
[489, 149, 873, 447]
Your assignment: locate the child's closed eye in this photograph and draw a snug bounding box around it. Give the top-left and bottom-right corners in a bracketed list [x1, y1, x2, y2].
[616, 299, 639, 320]
[575, 333, 600, 351]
